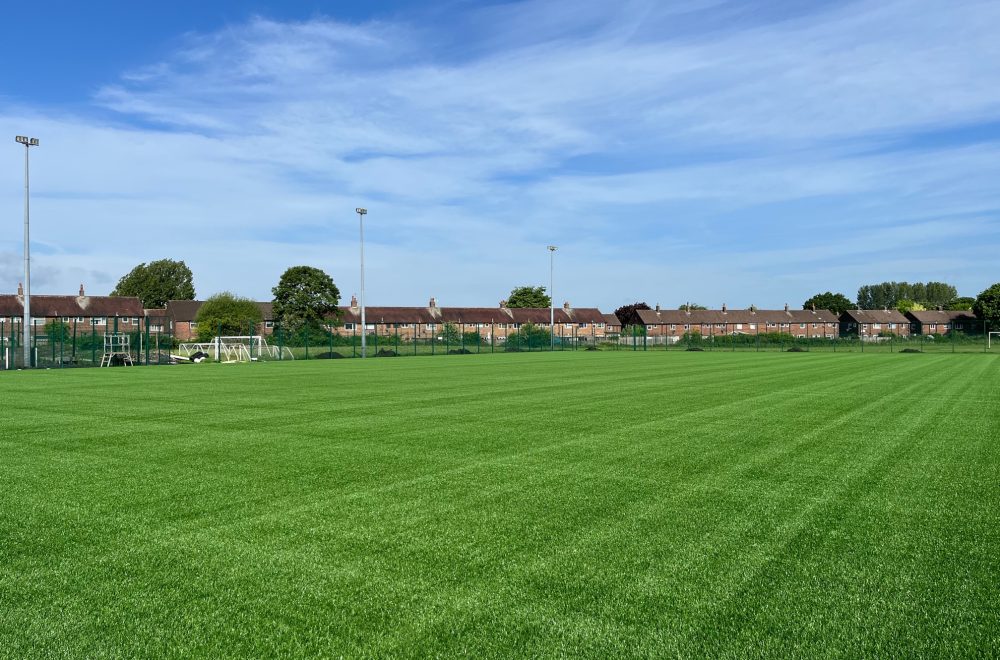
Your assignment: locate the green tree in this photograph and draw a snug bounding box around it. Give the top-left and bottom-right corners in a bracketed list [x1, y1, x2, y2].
[272, 266, 342, 335]
[506, 286, 551, 308]
[44, 320, 71, 344]
[803, 292, 853, 315]
[924, 282, 959, 308]
[896, 299, 925, 313]
[111, 259, 195, 308]
[973, 283, 1000, 322]
[677, 303, 708, 310]
[947, 296, 976, 311]
[195, 292, 262, 341]
[614, 302, 651, 327]
[440, 322, 461, 344]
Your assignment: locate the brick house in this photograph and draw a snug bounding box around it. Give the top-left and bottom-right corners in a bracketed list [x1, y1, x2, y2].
[635, 304, 840, 340]
[905, 310, 980, 335]
[839, 309, 912, 339]
[0, 283, 144, 334]
[332, 297, 609, 342]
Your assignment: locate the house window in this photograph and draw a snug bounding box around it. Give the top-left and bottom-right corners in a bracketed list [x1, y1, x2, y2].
[190, 322, 198, 328]
[133, 317, 140, 324]
[873, 323, 881, 329]
[767, 323, 776, 328]
[684, 324, 690, 330]
[344, 323, 355, 330]
[265, 321, 274, 328]
[749, 324, 757, 330]
[800, 323, 806, 329]
[736, 324, 743, 330]
[781, 323, 789, 328]
[670, 324, 676, 330]
[496, 324, 506, 329]
[61, 316, 70, 322]
[578, 323, 587, 328]
[92, 317, 105, 325]
[365, 324, 375, 330]
[76, 317, 86, 323]
[425, 324, 435, 331]
[889, 323, 896, 329]
[649, 324, 658, 330]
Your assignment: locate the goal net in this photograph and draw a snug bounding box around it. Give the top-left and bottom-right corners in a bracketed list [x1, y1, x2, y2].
[989, 332, 1000, 349]
[178, 336, 293, 362]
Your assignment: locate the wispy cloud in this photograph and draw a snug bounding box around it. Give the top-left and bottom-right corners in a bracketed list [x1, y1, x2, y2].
[1, 0, 999, 308]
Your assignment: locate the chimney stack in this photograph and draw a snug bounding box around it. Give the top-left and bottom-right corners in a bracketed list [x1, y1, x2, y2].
[17, 282, 24, 297]
[655, 303, 660, 312]
[722, 303, 727, 313]
[784, 303, 789, 312]
[563, 301, 571, 311]
[79, 283, 85, 297]
[685, 302, 691, 316]
[350, 294, 358, 308]
[500, 299, 507, 308]
[429, 297, 437, 308]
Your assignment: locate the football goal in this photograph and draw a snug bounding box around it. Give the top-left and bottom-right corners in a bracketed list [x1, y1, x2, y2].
[178, 336, 293, 362]
[989, 332, 1000, 349]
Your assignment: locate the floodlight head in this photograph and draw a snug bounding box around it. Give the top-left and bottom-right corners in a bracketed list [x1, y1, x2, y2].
[547, 245, 557, 252]
[356, 207, 367, 215]
[15, 136, 39, 146]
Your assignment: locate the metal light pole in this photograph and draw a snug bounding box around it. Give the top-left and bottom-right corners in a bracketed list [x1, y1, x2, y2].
[356, 207, 368, 358]
[548, 245, 557, 351]
[15, 136, 39, 368]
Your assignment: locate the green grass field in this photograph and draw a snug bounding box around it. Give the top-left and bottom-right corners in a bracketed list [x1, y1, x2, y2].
[2, 352, 998, 657]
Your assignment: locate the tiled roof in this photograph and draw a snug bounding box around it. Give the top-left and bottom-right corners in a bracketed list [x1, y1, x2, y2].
[0, 294, 144, 318]
[840, 309, 910, 324]
[905, 310, 978, 324]
[636, 308, 840, 325]
[335, 306, 607, 325]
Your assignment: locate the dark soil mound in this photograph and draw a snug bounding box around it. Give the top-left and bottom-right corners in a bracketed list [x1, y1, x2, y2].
[314, 351, 346, 359]
[375, 349, 398, 357]
[786, 346, 806, 352]
[585, 346, 599, 351]
[448, 349, 472, 354]
[685, 347, 704, 352]
[899, 348, 923, 353]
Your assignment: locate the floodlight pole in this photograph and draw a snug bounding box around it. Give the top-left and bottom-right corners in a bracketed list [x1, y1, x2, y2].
[16, 136, 39, 368]
[548, 245, 557, 351]
[356, 207, 368, 358]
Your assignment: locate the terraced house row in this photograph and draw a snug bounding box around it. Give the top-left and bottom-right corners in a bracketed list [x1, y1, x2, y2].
[0, 284, 986, 343]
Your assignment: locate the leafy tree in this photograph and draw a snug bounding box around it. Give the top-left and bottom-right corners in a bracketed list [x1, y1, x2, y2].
[973, 283, 1000, 322]
[614, 302, 651, 327]
[506, 322, 550, 348]
[924, 282, 959, 308]
[506, 286, 551, 308]
[195, 292, 262, 341]
[678, 303, 708, 310]
[947, 296, 976, 311]
[896, 299, 925, 313]
[272, 266, 341, 335]
[111, 259, 195, 308]
[857, 281, 958, 309]
[439, 322, 461, 344]
[44, 320, 71, 344]
[803, 292, 853, 315]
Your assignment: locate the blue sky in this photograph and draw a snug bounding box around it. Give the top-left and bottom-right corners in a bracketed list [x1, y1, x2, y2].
[2, 0, 999, 310]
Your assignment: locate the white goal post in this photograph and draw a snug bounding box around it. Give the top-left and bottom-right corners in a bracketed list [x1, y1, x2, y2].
[989, 332, 1000, 349]
[178, 335, 293, 362]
